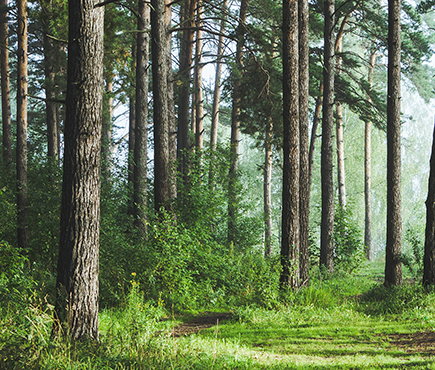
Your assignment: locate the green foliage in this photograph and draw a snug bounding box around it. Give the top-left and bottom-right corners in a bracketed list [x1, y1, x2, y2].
[130, 209, 279, 310]
[401, 225, 424, 279]
[0, 241, 35, 310]
[99, 165, 138, 308]
[333, 206, 366, 274]
[27, 156, 62, 269]
[359, 284, 435, 316]
[0, 174, 16, 245]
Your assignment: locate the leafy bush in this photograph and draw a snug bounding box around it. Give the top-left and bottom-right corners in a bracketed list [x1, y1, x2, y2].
[0, 241, 37, 310]
[126, 210, 280, 311]
[333, 206, 366, 274]
[0, 173, 16, 246]
[401, 225, 424, 279]
[359, 284, 432, 315]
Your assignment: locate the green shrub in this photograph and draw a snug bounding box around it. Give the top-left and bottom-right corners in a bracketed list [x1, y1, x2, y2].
[359, 284, 432, 315]
[333, 206, 366, 274]
[401, 225, 424, 279]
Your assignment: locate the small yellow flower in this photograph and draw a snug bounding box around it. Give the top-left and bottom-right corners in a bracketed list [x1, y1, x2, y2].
[131, 272, 136, 277]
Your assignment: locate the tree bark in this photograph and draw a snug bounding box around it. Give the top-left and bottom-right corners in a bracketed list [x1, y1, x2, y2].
[177, 0, 196, 180]
[102, 76, 114, 180]
[264, 118, 273, 257]
[228, 0, 248, 245]
[194, 0, 203, 151]
[423, 120, 435, 287]
[209, 0, 228, 187]
[0, 0, 11, 166]
[336, 38, 346, 209]
[127, 43, 136, 217]
[320, 0, 335, 274]
[55, 0, 104, 340]
[385, 0, 402, 287]
[151, 0, 171, 212]
[298, 0, 309, 287]
[210, 0, 227, 153]
[42, 1, 59, 161]
[128, 93, 136, 216]
[17, 0, 29, 251]
[308, 83, 323, 190]
[365, 51, 376, 260]
[281, 0, 299, 289]
[133, 0, 150, 234]
[166, 0, 177, 200]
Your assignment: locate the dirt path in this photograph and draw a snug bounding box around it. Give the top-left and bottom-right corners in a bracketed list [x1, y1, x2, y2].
[168, 312, 232, 337]
[388, 331, 435, 355]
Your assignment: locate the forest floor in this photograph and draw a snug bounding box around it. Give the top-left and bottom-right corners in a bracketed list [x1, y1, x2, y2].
[167, 311, 233, 337]
[171, 311, 435, 354]
[3, 260, 435, 369]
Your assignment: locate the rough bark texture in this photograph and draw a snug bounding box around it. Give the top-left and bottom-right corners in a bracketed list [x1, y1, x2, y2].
[166, 0, 177, 200]
[151, 0, 171, 212]
[42, 2, 59, 161]
[133, 0, 150, 235]
[264, 118, 273, 257]
[308, 84, 323, 190]
[1, 0, 11, 165]
[423, 121, 435, 287]
[17, 0, 29, 251]
[177, 0, 196, 179]
[55, 0, 104, 340]
[336, 39, 346, 209]
[281, 0, 299, 289]
[209, 0, 227, 187]
[385, 0, 402, 287]
[128, 93, 136, 216]
[228, 0, 248, 245]
[210, 0, 227, 152]
[102, 77, 114, 179]
[365, 51, 376, 260]
[320, 0, 335, 274]
[194, 0, 204, 151]
[298, 0, 309, 287]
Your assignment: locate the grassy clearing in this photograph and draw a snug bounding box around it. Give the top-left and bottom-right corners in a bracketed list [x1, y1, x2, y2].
[2, 262, 435, 369]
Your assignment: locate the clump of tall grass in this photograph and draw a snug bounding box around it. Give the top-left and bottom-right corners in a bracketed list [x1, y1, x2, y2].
[359, 283, 435, 317]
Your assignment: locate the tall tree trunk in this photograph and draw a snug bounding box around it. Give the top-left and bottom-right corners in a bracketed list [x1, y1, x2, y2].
[133, 0, 150, 234]
[423, 121, 435, 287]
[320, 0, 335, 274]
[281, 0, 299, 289]
[308, 83, 323, 190]
[298, 0, 309, 287]
[17, 0, 29, 251]
[228, 0, 248, 245]
[128, 93, 136, 216]
[166, 0, 177, 200]
[177, 0, 196, 180]
[55, 0, 104, 340]
[210, 0, 227, 153]
[307, 8, 353, 199]
[0, 0, 11, 166]
[365, 51, 376, 260]
[336, 38, 346, 209]
[42, 1, 59, 161]
[194, 0, 203, 151]
[209, 0, 228, 187]
[102, 76, 114, 180]
[385, 0, 402, 287]
[264, 118, 273, 257]
[151, 0, 171, 212]
[127, 43, 136, 217]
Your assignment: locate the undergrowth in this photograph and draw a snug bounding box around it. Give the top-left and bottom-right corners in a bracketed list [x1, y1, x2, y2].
[2, 263, 435, 369]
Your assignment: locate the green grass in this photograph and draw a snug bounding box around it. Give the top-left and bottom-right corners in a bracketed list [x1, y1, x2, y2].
[2, 262, 435, 369]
